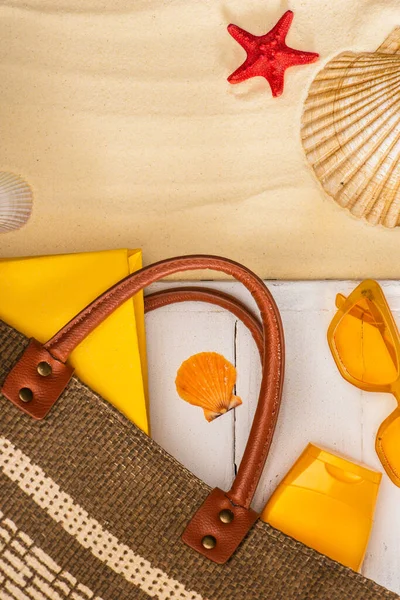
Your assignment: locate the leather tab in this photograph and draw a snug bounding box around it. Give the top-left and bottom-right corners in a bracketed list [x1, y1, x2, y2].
[181, 488, 258, 564]
[1, 339, 74, 420]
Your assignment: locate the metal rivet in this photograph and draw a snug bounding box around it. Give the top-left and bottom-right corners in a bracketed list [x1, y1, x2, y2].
[37, 361, 52, 377]
[219, 509, 234, 524]
[201, 535, 216, 550]
[19, 388, 33, 403]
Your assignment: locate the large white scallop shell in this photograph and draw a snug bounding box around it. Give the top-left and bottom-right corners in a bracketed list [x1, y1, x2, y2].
[301, 28, 400, 227]
[0, 172, 33, 233]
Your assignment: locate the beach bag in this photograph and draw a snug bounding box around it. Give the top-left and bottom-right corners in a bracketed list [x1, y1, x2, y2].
[0, 255, 396, 600]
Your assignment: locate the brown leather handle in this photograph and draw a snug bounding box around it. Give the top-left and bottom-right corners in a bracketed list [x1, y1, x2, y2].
[2, 255, 284, 564]
[43, 255, 284, 505]
[144, 287, 264, 360]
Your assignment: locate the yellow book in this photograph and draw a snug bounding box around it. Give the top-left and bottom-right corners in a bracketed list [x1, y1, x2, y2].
[0, 249, 148, 433]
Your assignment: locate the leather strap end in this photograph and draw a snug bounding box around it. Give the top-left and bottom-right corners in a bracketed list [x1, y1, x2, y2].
[181, 488, 258, 564]
[1, 339, 74, 420]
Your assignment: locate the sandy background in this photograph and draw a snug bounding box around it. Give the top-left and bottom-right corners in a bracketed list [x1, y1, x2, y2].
[0, 0, 399, 278]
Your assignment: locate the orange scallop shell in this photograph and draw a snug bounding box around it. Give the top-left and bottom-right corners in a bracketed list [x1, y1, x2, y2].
[175, 352, 242, 422]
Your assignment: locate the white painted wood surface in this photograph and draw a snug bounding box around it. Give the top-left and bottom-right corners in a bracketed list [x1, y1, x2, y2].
[145, 281, 400, 595]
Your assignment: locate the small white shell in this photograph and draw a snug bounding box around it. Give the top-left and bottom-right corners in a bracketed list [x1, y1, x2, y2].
[301, 29, 400, 227]
[0, 172, 33, 233]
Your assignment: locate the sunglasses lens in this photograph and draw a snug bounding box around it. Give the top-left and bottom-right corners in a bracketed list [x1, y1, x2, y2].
[334, 297, 398, 386]
[377, 411, 400, 485]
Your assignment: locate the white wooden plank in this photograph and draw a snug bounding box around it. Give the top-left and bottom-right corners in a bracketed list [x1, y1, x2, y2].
[146, 280, 400, 595]
[363, 475, 400, 591]
[145, 307, 236, 490]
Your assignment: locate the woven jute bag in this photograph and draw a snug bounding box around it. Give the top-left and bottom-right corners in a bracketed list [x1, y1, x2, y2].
[0, 255, 397, 600]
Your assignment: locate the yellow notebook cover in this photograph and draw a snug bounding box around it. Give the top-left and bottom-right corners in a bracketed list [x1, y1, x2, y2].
[0, 248, 148, 433]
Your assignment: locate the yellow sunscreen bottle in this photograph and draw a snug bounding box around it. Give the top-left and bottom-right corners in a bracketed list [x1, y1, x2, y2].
[261, 444, 381, 571]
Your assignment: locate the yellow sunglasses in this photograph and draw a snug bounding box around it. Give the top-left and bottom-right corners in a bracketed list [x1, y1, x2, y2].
[328, 280, 400, 486]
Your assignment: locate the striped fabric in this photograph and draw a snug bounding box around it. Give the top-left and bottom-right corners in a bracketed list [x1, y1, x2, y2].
[0, 438, 203, 600]
[0, 512, 103, 600]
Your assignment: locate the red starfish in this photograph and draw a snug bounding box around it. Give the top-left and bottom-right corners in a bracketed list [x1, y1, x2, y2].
[227, 10, 319, 97]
